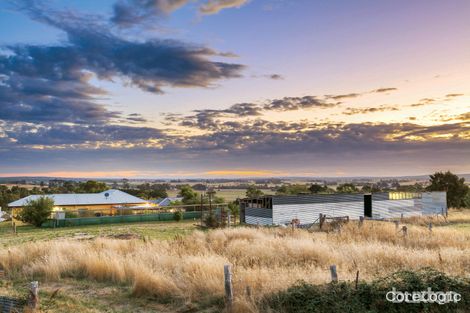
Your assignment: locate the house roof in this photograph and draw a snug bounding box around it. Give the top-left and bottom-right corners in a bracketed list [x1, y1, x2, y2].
[8, 189, 147, 207]
[151, 197, 183, 206]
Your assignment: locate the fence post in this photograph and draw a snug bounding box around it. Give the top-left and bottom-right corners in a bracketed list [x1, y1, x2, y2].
[394, 220, 399, 230]
[330, 265, 338, 283]
[428, 223, 432, 233]
[224, 265, 233, 309]
[28, 281, 39, 311]
[246, 285, 252, 298]
[355, 270, 360, 290]
[358, 216, 364, 228]
[319, 214, 325, 230]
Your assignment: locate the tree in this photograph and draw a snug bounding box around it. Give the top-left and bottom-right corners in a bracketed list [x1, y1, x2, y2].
[178, 185, 199, 204]
[228, 202, 239, 223]
[309, 184, 328, 194]
[276, 184, 310, 195]
[192, 183, 207, 191]
[173, 210, 183, 222]
[17, 197, 54, 227]
[336, 183, 359, 193]
[426, 171, 469, 208]
[79, 180, 107, 193]
[246, 185, 264, 198]
[463, 191, 470, 208]
[361, 184, 382, 193]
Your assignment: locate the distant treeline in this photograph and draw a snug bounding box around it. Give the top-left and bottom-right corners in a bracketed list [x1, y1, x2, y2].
[1, 171, 469, 211]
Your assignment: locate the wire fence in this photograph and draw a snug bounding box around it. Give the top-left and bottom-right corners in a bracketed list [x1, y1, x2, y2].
[42, 203, 231, 228]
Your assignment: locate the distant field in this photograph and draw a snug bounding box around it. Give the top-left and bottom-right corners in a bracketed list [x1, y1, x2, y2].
[0, 183, 38, 189]
[167, 188, 273, 201]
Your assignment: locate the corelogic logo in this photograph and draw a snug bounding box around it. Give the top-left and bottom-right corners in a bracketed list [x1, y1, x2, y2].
[386, 287, 461, 305]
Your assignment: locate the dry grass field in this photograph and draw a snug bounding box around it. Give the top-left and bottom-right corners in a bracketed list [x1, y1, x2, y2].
[0, 210, 469, 312]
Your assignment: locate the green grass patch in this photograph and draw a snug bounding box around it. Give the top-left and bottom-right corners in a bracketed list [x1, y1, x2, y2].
[0, 220, 198, 247]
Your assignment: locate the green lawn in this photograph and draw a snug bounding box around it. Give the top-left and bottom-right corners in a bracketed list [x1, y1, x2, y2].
[0, 219, 198, 247]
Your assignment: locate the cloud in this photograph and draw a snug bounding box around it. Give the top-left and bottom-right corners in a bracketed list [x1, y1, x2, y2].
[199, 0, 250, 14]
[410, 98, 436, 107]
[1, 1, 244, 125]
[263, 96, 335, 111]
[0, 69, 117, 123]
[342, 105, 399, 115]
[325, 87, 398, 101]
[445, 93, 464, 98]
[373, 87, 398, 93]
[456, 112, 470, 121]
[4, 123, 166, 146]
[165, 95, 338, 130]
[268, 74, 284, 80]
[2, 117, 469, 177]
[4, 118, 469, 152]
[6, 28, 243, 94]
[126, 113, 148, 123]
[326, 93, 361, 101]
[110, 0, 250, 27]
[111, 0, 188, 26]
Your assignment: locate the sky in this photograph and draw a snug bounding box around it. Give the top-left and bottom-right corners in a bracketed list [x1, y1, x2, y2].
[0, 0, 469, 178]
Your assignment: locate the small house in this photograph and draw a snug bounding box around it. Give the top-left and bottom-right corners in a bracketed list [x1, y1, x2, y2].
[8, 189, 149, 216]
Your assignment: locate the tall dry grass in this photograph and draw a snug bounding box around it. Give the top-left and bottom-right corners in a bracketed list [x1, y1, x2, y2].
[1, 220, 469, 311]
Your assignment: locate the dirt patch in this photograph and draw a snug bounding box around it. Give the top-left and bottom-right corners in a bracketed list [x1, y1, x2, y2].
[107, 233, 141, 240]
[72, 233, 95, 240]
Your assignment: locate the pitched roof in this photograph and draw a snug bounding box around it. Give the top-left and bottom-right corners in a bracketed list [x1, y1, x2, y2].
[8, 189, 147, 207]
[151, 197, 183, 206]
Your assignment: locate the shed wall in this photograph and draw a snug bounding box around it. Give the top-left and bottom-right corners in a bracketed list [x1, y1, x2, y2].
[245, 216, 273, 225]
[273, 201, 363, 225]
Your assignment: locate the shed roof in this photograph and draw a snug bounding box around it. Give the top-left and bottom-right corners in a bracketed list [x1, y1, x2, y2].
[8, 189, 147, 207]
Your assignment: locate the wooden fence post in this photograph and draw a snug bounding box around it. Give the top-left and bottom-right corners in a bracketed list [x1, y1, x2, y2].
[28, 281, 39, 311]
[428, 223, 432, 233]
[224, 265, 233, 309]
[330, 265, 338, 283]
[246, 286, 252, 298]
[358, 216, 364, 228]
[319, 214, 325, 230]
[394, 220, 399, 230]
[355, 270, 360, 290]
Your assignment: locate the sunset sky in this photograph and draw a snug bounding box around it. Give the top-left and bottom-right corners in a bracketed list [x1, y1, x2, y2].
[0, 0, 469, 178]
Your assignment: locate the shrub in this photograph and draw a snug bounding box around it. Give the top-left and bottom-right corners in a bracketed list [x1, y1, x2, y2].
[17, 196, 54, 227]
[173, 210, 183, 222]
[64, 211, 79, 218]
[263, 268, 470, 313]
[204, 212, 219, 228]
